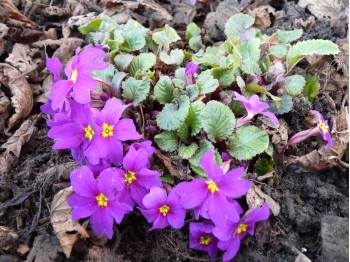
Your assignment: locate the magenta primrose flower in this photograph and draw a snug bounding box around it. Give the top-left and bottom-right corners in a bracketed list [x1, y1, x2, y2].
[139, 187, 186, 230]
[234, 92, 279, 128]
[189, 221, 219, 259]
[49, 46, 108, 110]
[91, 98, 142, 165]
[213, 203, 270, 261]
[185, 62, 199, 85]
[115, 146, 162, 208]
[174, 151, 251, 226]
[68, 166, 132, 239]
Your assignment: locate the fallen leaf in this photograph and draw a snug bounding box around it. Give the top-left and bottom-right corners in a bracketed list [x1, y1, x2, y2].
[334, 38, 349, 78]
[293, 16, 316, 32]
[17, 244, 30, 255]
[247, 184, 281, 216]
[26, 234, 63, 262]
[247, 5, 275, 31]
[0, 23, 9, 56]
[0, 225, 18, 250]
[0, 0, 36, 28]
[263, 118, 289, 151]
[51, 186, 89, 258]
[5, 44, 38, 75]
[298, 0, 343, 20]
[0, 118, 37, 174]
[138, 0, 173, 21]
[0, 63, 33, 131]
[0, 90, 10, 133]
[67, 12, 99, 28]
[285, 107, 349, 172]
[154, 149, 181, 179]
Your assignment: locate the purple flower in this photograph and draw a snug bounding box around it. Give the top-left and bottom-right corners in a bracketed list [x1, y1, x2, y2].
[185, 62, 199, 85]
[116, 146, 162, 208]
[92, 98, 142, 165]
[234, 92, 279, 128]
[46, 57, 63, 82]
[174, 151, 251, 226]
[47, 101, 102, 164]
[49, 46, 108, 110]
[189, 221, 218, 259]
[139, 187, 186, 230]
[68, 166, 132, 239]
[213, 203, 270, 261]
[310, 110, 332, 149]
[127, 141, 155, 168]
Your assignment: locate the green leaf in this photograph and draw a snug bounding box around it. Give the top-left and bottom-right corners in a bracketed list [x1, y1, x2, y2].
[185, 84, 200, 101]
[160, 175, 175, 184]
[152, 24, 180, 50]
[192, 47, 221, 67]
[186, 22, 201, 40]
[189, 140, 221, 177]
[120, 30, 146, 52]
[114, 54, 134, 71]
[228, 126, 269, 160]
[225, 13, 257, 41]
[237, 39, 261, 75]
[284, 75, 306, 96]
[254, 157, 274, 176]
[111, 72, 126, 97]
[196, 70, 219, 94]
[129, 53, 156, 76]
[270, 44, 288, 58]
[122, 77, 150, 105]
[157, 96, 190, 131]
[277, 29, 303, 43]
[189, 36, 202, 52]
[91, 64, 114, 83]
[159, 49, 184, 65]
[211, 67, 235, 87]
[154, 76, 174, 104]
[268, 95, 293, 115]
[304, 74, 320, 102]
[201, 101, 235, 142]
[155, 131, 178, 152]
[79, 18, 102, 35]
[173, 68, 186, 89]
[178, 143, 199, 159]
[177, 123, 190, 142]
[185, 101, 205, 136]
[287, 39, 340, 67]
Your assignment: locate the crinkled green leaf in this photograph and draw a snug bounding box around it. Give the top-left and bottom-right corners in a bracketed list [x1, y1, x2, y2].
[196, 70, 219, 94]
[241, 60, 261, 75]
[186, 22, 201, 40]
[237, 39, 261, 75]
[189, 36, 202, 52]
[79, 18, 102, 35]
[304, 74, 320, 102]
[189, 140, 222, 177]
[159, 49, 184, 65]
[122, 77, 150, 105]
[211, 67, 235, 87]
[120, 30, 147, 52]
[173, 68, 186, 89]
[285, 75, 306, 96]
[228, 126, 269, 160]
[219, 54, 241, 68]
[114, 54, 134, 71]
[155, 131, 178, 152]
[160, 175, 175, 184]
[254, 156, 274, 176]
[129, 53, 156, 76]
[185, 101, 205, 135]
[185, 84, 200, 101]
[111, 72, 126, 97]
[225, 13, 257, 41]
[91, 64, 114, 83]
[157, 96, 190, 131]
[152, 24, 180, 50]
[178, 143, 199, 159]
[177, 123, 190, 142]
[201, 101, 235, 142]
[192, 47, 221, 67]
[154, 76, 174, 104]
[270, 44, 288, 58]
[287, 39, 340, 67]
[277, 29, 303, 44]
[268, 95, 293, 115]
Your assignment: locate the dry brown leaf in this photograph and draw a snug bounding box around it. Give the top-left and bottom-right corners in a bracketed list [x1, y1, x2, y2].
[0, 0, 36, 28]
[0, 23, 9, 56]
[293, 16, 316, 32]
[51, 186, 89, 258]
[247, 5, 275, 31]
[285, 107, 349, 172]
[247, 184, 281, 216]
[0, 89, 10, 133]
[334, 38, 349, 78]
[26, 234, 63, 262]
[138, 0, 173, 21]
[154, 149, 181, 179]
[17, 244, 30, 255]
[298, 0, 343, 20]
[68, 12, 99, 28]
[0, 64, 33, 131]
[263, 118, 289, 151]
[0, 225, 18, 250]
[5, 44, 38, 75]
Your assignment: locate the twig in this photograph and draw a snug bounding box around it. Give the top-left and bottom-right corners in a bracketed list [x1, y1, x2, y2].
[139, 105, 145, 137]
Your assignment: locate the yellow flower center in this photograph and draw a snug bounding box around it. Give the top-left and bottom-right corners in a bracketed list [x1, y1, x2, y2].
[84, 125, 94, 140]
[71, 68, 78, 83]
[101, 123, 114, 138]
[159, 205, 170, 216]
[96, 193, 108, 207]
[124, 171, 136, 184]
[236, 223, 248, 234]
[206, 180, 219, 193]
[319, 120, 329, 134]
[199, 236, 212, 245]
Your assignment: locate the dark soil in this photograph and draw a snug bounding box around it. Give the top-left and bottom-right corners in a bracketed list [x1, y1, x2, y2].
[0, 1, 348, 261]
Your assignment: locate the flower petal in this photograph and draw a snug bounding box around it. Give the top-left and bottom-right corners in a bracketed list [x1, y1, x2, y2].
[139, 207, 159, 223]
[98, 168, 122, 198]
[114, 119, 142, 141]
[199, 151, 223, 180]
[90, 207, 114, 239]
[108, 201, 132, 223]
[207, 193, 240, 226]
[222, 237, 241, 262]
[50, 80, 72, 110]
[46, 57, 63, 82]
[123, 147, 148, 172]
[142, 187, 167, 209]
[100, 98, 128, 126]
[244, 202, 270, 235]
[136, 168, 162, 189]
[108, 138, 123, 166]
[149, 214, 169, 230]
[70, 166, 99, 198]
[174, 179, 208, 209]
[167, 207, 186, 229]
[71, 74, 97, 104]
[218, 168, 251, 198]
[260, 111, 279, 125]
[68, 194, 97, 220]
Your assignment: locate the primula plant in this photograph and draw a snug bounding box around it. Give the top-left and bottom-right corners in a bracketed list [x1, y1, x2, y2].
[42, 12, 339, 261]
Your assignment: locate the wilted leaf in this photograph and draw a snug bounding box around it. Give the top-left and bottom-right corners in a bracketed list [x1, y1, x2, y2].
[0, 64, 33, 131]
[298, 0, 343, 20]
[5, 44, 37, 75]
[154, 131, 178, 152]
[247, 184, 280, 216]
[26, 234, 63, 262]
[0, 90, 10, 133]
[51, 187, 89, 258]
